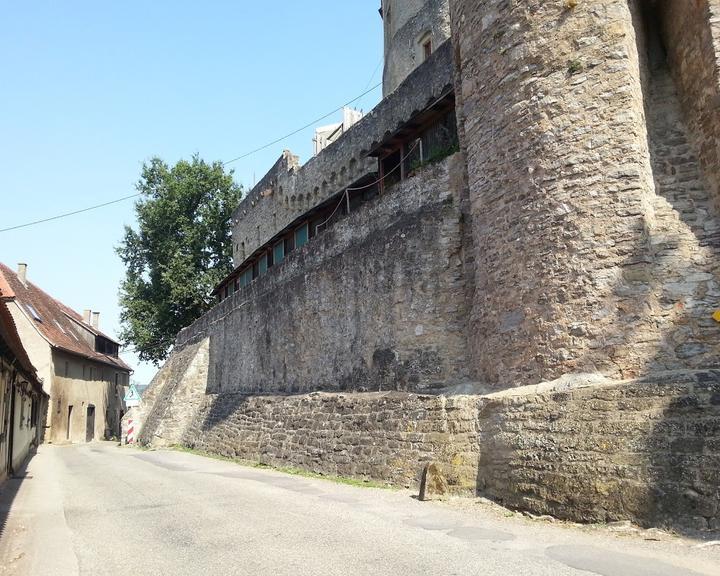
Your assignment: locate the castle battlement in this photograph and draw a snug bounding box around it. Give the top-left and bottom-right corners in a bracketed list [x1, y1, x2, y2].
[229, 39, 455, 271]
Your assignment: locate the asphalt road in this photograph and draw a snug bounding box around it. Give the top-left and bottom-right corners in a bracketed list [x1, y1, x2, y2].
[0, 443, 718, 576]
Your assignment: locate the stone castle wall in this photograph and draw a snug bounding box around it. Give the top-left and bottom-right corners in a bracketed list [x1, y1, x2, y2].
[452, 0, 720, 387]
[660, 0, 720, 212]
[133, 1, 720, 532]
[477, 369, 720, 531]
[182, 154, 472, 396]
[183, 391, 479, 490]
[231, 41, 454, 264]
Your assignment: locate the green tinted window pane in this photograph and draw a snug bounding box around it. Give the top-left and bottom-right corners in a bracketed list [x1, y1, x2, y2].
[295, 223, 309, 248]
[259, 254, 268, 275]
[240, 269, 252, 287]
[274, 241, 285, 264]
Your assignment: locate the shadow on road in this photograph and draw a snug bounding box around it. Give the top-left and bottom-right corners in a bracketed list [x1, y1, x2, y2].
[0, 453, 34, 545]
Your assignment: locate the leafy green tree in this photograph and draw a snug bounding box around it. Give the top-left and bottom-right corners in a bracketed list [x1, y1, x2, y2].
[117, 155, 242, 364]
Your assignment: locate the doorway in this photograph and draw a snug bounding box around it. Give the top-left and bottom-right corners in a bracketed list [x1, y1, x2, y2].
[85, 405, 95, 443]
[67, 405, 73, 440]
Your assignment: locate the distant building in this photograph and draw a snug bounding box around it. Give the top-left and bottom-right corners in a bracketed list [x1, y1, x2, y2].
[0, 263, 131, 443]
[313, 107, 364, 155]
[0, 274, 46, 479]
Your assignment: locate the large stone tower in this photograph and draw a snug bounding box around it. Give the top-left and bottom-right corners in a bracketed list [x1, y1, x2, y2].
[381, 0, 450, 96]
[451, 0, 720, 386]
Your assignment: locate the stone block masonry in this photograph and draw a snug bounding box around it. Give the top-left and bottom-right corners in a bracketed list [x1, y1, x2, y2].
[139, 360, 720, 531]
[183, 392, 480, 491]
[476, 370, 720, 531]
[179, 154, 472, 396]
[451, 0, 720, 387]
[133, 1, 720, 534]
[231, 41, 455, 264]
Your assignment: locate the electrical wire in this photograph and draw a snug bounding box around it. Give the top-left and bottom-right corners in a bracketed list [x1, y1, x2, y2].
[222, 82, 381, 166]
[0, 82, 382, 234]
[0, 193, 144, 233]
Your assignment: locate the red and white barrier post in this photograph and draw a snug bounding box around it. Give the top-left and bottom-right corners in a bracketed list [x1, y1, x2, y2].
[126, 418, 135, 444]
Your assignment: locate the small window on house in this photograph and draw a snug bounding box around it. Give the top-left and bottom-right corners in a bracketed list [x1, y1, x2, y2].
[273, 241, 285, 265]
[295, 223, 309, 249]
[25, 303, 42, 322]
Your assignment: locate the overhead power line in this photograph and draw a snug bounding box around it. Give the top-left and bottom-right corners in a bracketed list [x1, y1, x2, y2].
[0, 193, 144, 233]
[221, 82, 381, 166]
[0, 82, 382, 234]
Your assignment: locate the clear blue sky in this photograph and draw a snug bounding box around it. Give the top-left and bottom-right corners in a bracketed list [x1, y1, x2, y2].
[0, 1, 383, 385]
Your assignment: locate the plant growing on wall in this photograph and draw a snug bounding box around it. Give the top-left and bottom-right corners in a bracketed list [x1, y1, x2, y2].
[117, 155, 242, 364]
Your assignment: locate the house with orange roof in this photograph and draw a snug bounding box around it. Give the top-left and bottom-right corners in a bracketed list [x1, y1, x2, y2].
[0, 272, 47, 479]
[0, 262, 131, 444]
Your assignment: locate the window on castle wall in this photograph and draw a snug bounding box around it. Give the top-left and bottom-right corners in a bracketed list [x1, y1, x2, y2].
[259, 254, 268, 276]
[420, 33, 432, 61]
[295, 223, 309, 248]
[285, 235, 295, 255]
[274, 241, 285, 265]
[239, 269, 251, 287]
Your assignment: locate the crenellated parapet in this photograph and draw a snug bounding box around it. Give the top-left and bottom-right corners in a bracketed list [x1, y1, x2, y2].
[231, 40, 455, 268]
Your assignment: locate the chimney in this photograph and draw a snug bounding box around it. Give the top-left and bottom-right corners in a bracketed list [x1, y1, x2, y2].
[83, 309, 91, 324]
[17, 263, 27, 286]
[91, 311, 100, 330]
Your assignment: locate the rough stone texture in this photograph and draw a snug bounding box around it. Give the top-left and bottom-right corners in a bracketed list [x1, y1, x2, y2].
[451, 0, 720, 387]
[134, 338, 209, 447]
[231, 40, 454, 264]
[382, 0, 451, 97]
[134, 1, 720, 533]
[659, 0, 720, 212]
[476, 369, 720, 531]
[183, 391, 480, 491]
[418, 462, 450, 501]
[184, 155, 472, 396]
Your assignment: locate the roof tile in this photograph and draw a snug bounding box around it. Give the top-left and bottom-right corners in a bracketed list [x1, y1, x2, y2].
[0, 262, 131, 372]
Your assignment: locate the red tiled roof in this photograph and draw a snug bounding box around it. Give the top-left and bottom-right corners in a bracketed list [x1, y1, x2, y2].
[0, 262, 131, 372]
[0, 298, 42, 391]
